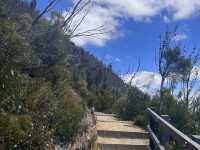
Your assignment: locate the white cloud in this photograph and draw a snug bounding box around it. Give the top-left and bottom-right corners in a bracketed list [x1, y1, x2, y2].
[173, 33, 188, 42]
[121, 67, 200, 96]
[67, 0, 200, 46]
[94, 0, 164, 21]
[165, 0, 200, 20]
[95, 0, 200, 21]
[105, 54, 121, 63]
[115, 57, 121, 62]
[105, 54, 112, 61]
[191, 66, 200, 80]
[121, 71, 161, 94]
[70, 5, 119, 46]
[163, 15, 170, 23]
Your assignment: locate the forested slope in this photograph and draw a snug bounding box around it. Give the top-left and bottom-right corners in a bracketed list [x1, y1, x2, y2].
[1, 1, 199, 149]
[0, 0, 128, 149]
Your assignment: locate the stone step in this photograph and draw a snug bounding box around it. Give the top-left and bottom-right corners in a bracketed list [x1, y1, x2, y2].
[97, 130, 149, 139]
[97, 137, 149, 150]
[95, 112, 117, 117]
[95, 112, 150, 150]
[96, 118, 148, 139]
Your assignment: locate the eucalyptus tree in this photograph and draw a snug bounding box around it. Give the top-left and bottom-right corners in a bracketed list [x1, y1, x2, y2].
[156, 31, 183, 112]
[177, 51, 200, 108]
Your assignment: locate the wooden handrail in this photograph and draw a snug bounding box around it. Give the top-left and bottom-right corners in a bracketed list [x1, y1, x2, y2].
[147, 125, 165, 150]
[192, 135, 200, 145]
[147, 108, 200, 150]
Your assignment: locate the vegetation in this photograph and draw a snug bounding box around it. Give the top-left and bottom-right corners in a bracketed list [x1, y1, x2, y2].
[118, 30, 200, 137]
[0, 0, 127, 148]
[117, 87, 150, 127]
[0, 0, 200, 149]
[153, 30, 200, 135]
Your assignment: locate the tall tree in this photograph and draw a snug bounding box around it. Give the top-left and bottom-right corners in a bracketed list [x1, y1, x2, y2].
[156, 31, 182, 112]
[178, 51, 199, 107]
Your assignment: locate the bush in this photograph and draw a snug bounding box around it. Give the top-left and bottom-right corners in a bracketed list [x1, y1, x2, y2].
[151, 89, 198, 134]
[0, 76, 56, 149]
[118, 87, 150, 125]
[54, 87, 84, 144]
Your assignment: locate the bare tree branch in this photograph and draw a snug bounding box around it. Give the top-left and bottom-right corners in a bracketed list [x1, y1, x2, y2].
[69, 6, 91, 36]
[129, 59, 140, 86]
[61, 0, 91, 29]
[60, 0, 109, 40]
[125, 59, 141, 86]
[70, 27, 110, 39]
[31, 0, 59, 27]
[31, 0, 109, 40]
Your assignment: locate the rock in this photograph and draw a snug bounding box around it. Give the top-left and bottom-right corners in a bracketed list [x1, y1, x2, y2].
[67, 109, 97, 150]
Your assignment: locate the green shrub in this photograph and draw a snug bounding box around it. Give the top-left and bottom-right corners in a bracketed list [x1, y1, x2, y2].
[54, 87, 84, 143]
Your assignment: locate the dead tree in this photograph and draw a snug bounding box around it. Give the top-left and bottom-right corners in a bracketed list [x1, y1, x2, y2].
[31, 0, 59, 27]
[127, 60, 141, 86]
[60, 0, 109, 39]
[123, 59, 141, 87]
[31, 0, 109, 39]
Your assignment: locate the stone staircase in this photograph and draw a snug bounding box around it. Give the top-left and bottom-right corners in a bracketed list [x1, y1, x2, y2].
[95, 112, 149, 150]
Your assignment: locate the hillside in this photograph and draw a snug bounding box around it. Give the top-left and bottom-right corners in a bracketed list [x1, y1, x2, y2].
[0, 0, 130, 149]
[1, 1, 200, 149]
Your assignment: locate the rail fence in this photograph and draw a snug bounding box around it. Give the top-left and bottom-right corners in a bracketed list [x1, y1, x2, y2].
[147, 108, 200, 150]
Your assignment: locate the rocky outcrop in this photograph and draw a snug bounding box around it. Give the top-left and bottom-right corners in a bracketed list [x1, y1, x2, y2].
[67, 110, 97, 150]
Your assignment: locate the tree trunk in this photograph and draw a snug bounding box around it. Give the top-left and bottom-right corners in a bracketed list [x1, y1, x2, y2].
[186, 81, 190, 108]
[160, 77, 165, 113]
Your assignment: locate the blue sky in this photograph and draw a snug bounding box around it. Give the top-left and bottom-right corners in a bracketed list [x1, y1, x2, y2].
[86, 16, 200, 74]
[36, 0, 200, 75]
